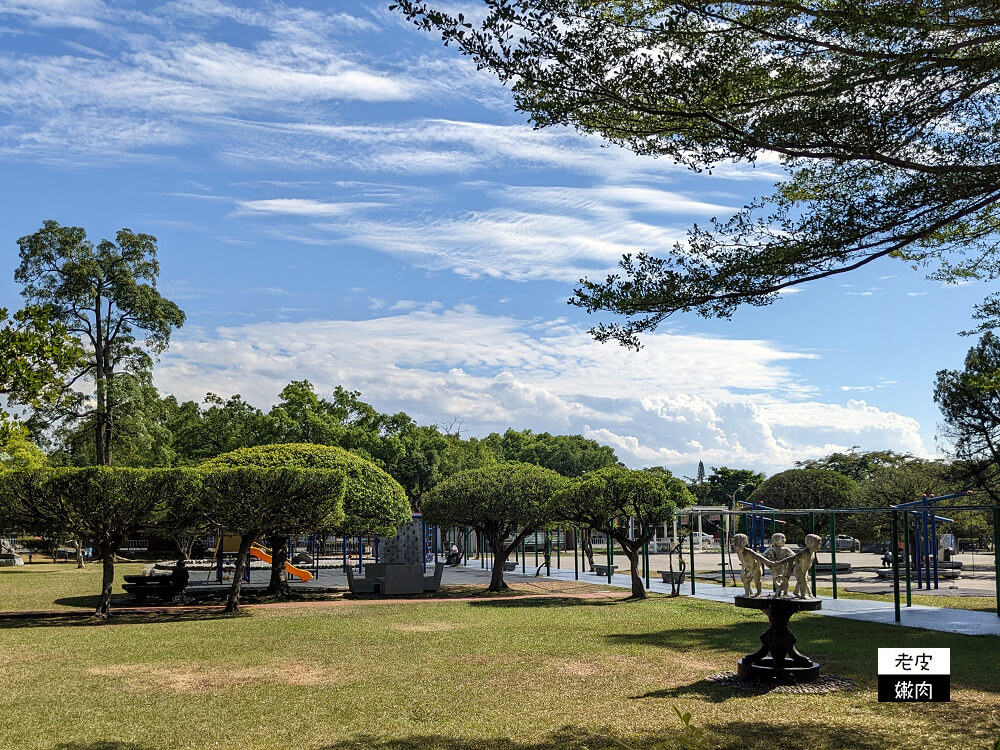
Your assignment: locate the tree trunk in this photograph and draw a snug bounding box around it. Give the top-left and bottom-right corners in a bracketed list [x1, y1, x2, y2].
[224, 534, 256, 613]
[582, 528, 595, 571]
[621, 543, 646, 599]
[94, 295, 109, 467]
[94, 547, 116, 619]
[73, 539, 85, 569]
[486, 532, 510, 592]
[266, 534, 291, 598]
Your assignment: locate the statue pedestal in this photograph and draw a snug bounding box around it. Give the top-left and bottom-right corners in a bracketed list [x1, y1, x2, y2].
[734, 595, 822, 683]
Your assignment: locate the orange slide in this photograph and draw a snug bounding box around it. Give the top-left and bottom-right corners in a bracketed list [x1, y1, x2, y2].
[249, 544, 314, 582]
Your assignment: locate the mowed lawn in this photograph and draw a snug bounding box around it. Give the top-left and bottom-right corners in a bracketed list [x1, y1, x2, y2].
[1, 564, 998, 750]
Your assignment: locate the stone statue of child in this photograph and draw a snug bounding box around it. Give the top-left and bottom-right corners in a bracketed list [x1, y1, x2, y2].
[732, 533, 763, 597]
[791, 534, 822, 598]
[764, 533, 796, 596]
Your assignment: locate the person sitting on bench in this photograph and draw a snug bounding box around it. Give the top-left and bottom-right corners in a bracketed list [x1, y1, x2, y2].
[169, 558, 189, 594]
[444, 543, 461, 566]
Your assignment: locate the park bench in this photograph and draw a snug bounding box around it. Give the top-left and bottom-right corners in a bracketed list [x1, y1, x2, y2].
[592, 564, 618, 577]
[657, 570, 685, 584]
[876, 568, 961, 579]
[423, 561, 445, 593]
[345, 565, 378, 594]
[814, 562, 852, 573]
[502, 561, 517, 571]
[121, 574, 184, 602]
[347, 562, 446, 595]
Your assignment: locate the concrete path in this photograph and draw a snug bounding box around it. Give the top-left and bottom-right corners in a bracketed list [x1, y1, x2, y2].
[183, 554, 999, 636]
[442, 561, 1000, 637]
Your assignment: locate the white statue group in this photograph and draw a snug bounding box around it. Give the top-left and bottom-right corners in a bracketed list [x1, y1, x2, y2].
[733, 532, 823, 598]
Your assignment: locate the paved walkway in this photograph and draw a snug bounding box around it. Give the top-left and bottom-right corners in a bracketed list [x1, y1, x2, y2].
[441, 562, 1000, 637]
[114, 555, 1000, 636]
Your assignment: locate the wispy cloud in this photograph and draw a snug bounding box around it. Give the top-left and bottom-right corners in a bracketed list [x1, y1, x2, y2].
[231, 180, 728, 283]
[235, 198, 386, 217]
[0, 2, 428, 161]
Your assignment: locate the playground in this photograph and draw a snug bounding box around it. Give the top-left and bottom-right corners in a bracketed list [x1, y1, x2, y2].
[1, 560, 998, 750]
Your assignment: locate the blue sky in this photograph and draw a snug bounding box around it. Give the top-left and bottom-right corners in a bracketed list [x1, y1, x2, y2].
[0, 0, 989, 475]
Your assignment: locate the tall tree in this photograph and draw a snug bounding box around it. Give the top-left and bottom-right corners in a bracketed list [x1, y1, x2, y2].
[555, 466, 693, 598]
[935, 333, 1000, 502]
[14, 221, 185, 465]
[49, 374, 175, 468]
[860, 459, 953, 543]
[393, 1, 1000, 346]
[165, 392, 272, 464]
[795, 449, 914, 484]
[705, 467, 766, 507]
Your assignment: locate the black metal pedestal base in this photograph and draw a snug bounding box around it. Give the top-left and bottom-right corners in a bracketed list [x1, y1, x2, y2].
[734, 595, 822, 683]
[737, 656, 820, 682]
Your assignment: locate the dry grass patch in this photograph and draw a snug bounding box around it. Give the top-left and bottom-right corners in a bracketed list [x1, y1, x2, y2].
[88, 658, 342, 694]
[393, 622, 457, 632]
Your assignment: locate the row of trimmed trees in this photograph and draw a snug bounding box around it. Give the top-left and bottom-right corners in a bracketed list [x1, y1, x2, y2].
[0, 448, 693, 614]
[423, 462, 694, 597]
[0, 443, 411, 617]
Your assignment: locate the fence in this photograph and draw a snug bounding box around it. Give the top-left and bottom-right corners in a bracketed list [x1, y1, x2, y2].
[437, 502, 998, 620]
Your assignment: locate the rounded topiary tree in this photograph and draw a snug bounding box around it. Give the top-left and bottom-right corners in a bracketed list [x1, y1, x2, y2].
[202, 443, 411, 595]
[554, 466, 693, 598]
[201, 466, 345, 612]
[421, 462, 569, 592]
[0, 466, 200, 618]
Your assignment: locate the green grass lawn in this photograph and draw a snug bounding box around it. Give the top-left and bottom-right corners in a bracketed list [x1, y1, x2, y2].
[1, 564, 998, 750]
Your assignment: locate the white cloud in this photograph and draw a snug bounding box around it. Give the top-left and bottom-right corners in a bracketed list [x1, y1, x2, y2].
[155, 307, 930, 474]
[235, 198, 385, 217]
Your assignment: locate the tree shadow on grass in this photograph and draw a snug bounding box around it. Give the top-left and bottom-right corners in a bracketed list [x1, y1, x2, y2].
[630, 679, 746, 703]
[468, 596, 627, 609]
[53, 594, 102, 608]
[606, 620, 767, 652]
[607, 619, 1000, 694]
[0, 608, 238, 629]
[314, 719, 930, 750]
[318, 726, 642, 750]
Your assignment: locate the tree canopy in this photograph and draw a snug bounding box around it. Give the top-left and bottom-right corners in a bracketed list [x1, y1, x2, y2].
[201, 443, 411, 537]
[483, 428, 618, 477]
[705, 466, 766, 507]
[555, 466, 692, 597]
[0, 306, 84, 436]
[749, 468, 861, 538]
[421, 461, 569, 591]
[393, 1, 1000, 346]
[795, 449, 916, 484]
[934, 333, 1000, 504]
